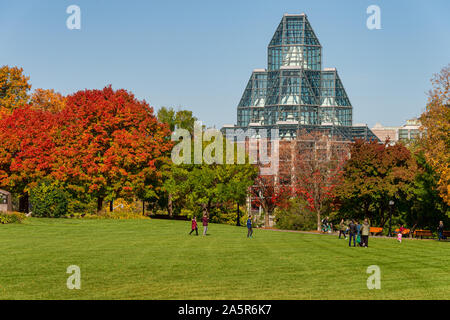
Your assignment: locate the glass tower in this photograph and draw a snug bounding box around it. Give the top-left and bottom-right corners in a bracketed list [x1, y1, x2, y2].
[235, 13, 378, 141]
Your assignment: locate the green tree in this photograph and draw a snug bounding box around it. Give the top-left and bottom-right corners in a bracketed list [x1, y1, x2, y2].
[157, 107, 198, 215]
[157, 107, 197, 133]
[275, 198, 316, 231]
[403, 151, 449, 229]
[164, 137, 257, 221]
[29, 180, 69, 218]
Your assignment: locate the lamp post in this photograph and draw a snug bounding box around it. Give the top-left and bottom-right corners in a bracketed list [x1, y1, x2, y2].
[388, 200, 394, 237]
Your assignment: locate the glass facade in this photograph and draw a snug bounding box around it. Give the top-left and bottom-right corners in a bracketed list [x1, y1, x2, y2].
[237, 70, 267, 127]
[398, 128, 421, 142]
[235, 13, 378, 142]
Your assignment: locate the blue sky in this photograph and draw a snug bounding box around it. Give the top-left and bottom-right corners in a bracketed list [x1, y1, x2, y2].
[1, 0, 449, 128]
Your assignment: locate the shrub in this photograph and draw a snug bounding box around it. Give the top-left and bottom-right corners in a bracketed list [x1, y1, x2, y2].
[275, 198, 317, 231]
[211, 204, 249, 226]
[99, 210, 149, 220]
[65, 210, 149, 220]
[29, 180, 68, 218]
[67, 197, 97, 216]
[180, 208, 194, 219]
[0, 211, 27, 224]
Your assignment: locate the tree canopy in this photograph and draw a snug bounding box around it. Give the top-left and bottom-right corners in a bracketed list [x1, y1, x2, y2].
[0, 65, 31, 115]
[419, 64, 450, 205]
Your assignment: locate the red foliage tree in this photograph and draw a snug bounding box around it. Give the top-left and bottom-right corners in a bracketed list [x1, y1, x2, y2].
[279, 131, 348, 231]
[51, 86, 172, 212]
[0, 106, 57, 211]
[251, 174, 292, 228]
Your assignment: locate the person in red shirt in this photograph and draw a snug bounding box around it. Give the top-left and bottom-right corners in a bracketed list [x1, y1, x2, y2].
[202, 214, 209, 236]
[189, 216, 198, 236]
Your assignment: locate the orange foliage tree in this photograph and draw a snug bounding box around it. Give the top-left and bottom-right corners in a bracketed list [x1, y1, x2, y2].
[30, 88, 66, 112]
[419, 65, 450, 205]
[0, 66, 31, 116]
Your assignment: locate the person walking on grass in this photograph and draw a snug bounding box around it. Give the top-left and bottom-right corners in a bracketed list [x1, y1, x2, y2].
[202, 213, 208, 236]
[247, 215, 253, 238]
[189, 216, 198, 236]
[437, 221, 445, 241]
[348, 220, 357, 247]
[360, 218, 370, 247]
[339, 219, 347, 239]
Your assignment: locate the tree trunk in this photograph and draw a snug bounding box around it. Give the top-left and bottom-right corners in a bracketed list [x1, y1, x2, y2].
[97, 197, 104, 213]
[19, 192, 29, 213]
[317, 212, 321, 232]
[379, 206, 384, 227]
[236, 203, 241, 226]
[142, 200, 145, 215]
[168, 193, 173, 216]
[364, 201, 370, 218]
[264, 209, 270, 228]
[109, 200, 113, 212]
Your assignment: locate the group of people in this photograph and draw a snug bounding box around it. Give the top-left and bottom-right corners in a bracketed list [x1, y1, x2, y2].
[190, 215, 446, 243]
[338, 218, 371, 247]
[321, 217, 333, 233]
[189, 214, 209, 236]
[189, 214, 254, 238]
[339, 219, 447, 245]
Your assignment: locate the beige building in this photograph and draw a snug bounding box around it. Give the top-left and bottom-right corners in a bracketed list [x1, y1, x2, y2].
[371, 123, 399, 143]
[371, 118, 422, 144]
[398, 118, 422, 142]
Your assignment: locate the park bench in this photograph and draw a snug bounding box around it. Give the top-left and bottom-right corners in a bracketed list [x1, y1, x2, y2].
[393, 228, 410, 236]
[443, 231, 450, 238]
[414, 230, 433, 239]
[370, 227, 383, 236]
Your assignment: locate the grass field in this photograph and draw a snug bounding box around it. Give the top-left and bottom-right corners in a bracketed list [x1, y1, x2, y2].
[1, 218, 449, 300]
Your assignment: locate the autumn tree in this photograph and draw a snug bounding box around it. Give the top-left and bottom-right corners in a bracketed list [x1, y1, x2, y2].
[419, 64, 450, 206]
[250, 174, 290, 228]
[0, 66, 31, 115]
[51, 86, 172, 213]
[0, 107, 57, 211]
[30, 88, 66, 112]
[334, 140, 417, 226]
[288, 131, 348, 231]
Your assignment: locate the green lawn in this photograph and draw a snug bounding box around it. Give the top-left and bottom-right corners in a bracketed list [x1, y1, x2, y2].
[0, 218, 449, 300]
